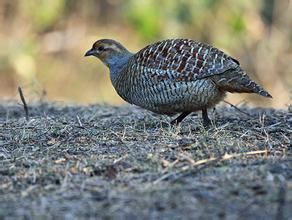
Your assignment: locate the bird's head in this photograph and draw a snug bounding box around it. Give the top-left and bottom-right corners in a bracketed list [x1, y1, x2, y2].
[84, 39, 131, 67]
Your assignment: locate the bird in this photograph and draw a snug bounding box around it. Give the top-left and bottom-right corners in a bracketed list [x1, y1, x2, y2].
[85, 38, 272, 126]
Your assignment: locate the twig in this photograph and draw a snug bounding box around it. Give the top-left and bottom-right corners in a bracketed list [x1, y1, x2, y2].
[76, 115, 84, 128]
[223, 100, 251, 116]
[153, 170, 182, 185]
[196, 150, 268, 166]
[153, 149, 268, 184]
[18, 86, 29, 121]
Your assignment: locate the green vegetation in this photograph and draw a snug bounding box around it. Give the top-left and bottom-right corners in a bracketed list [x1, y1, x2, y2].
[0, 2, 291, 219]
[0, 0, 291, 108]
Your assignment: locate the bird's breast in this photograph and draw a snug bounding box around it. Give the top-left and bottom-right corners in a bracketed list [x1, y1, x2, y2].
[112, 66, 224, 114]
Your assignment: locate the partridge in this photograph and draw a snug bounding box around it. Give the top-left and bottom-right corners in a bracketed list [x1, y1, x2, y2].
[85, 39, 271, 126]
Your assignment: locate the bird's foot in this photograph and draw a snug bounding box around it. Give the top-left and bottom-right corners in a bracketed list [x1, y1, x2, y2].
[202, 109, 212, 128]
[170, 112, 191, 126]
[202, 117, 212, 127]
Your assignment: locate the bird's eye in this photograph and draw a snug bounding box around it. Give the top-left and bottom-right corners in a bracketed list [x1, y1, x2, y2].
[97, 46, 105, 51]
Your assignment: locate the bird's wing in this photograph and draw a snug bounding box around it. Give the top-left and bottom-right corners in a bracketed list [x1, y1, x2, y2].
[134, 39, 239, 82]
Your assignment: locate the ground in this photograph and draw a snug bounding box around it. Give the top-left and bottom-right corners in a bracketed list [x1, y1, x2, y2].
[0, 102, 291, 220]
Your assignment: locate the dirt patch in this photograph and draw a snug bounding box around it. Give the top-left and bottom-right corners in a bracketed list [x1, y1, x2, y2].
[0, 102, 291, 219]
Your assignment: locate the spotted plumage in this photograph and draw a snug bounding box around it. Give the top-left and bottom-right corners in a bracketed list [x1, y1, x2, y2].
[85, 39, 272, 126]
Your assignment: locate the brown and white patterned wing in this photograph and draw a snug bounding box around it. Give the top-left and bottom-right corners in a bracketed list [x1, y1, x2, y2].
[134, 39, 239, 82]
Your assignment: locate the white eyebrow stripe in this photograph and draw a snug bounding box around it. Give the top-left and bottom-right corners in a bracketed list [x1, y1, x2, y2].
[106, 44, 123, 52]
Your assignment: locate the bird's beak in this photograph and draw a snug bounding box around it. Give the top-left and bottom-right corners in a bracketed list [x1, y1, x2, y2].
[84, 49, 95, 57]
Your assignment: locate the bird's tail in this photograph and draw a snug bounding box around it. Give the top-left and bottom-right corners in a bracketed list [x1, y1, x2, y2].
[211, 68, 272, 98]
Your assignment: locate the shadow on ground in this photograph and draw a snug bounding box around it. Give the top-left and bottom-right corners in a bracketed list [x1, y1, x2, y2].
[0, 102, 291, 219]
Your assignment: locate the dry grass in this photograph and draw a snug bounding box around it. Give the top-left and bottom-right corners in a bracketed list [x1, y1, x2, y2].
[0, 102, 291, 219]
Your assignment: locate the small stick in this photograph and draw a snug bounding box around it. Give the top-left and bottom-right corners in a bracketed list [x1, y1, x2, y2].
[18, 86, 29, 121]
[223, 100, 251, 116]
[189, 150, 268, 167]
[153, 149, 268, 184]
[76, 115, 84, 128]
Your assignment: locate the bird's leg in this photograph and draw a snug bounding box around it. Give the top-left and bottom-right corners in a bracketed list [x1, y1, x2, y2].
[202, 109, 211, 127]
[171, 112, 191, 125]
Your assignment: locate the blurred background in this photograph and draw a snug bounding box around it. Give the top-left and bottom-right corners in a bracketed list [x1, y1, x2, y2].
[0, 0, 291, 108]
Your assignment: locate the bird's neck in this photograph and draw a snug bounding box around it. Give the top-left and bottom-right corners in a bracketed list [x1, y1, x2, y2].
[107, 52, 133, 81]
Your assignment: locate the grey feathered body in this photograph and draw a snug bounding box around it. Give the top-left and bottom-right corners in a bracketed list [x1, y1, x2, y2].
[109, 39, 271, 115]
